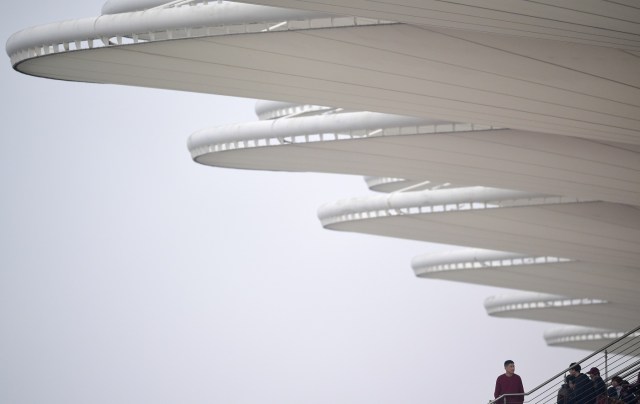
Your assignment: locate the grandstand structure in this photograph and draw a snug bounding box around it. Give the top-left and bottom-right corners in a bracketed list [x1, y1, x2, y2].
[7, 0, 640, 351]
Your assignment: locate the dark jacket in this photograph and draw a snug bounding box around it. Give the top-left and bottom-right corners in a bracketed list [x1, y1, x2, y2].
[557, 383, 571, 404]
[573, 373, 595, 404]
[592, 376, 606, 402]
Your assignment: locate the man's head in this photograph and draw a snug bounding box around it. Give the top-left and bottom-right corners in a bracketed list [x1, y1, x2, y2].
[586, 367, 600, 379]
[504, 360, 515, 376]
[569, 362, 581, 376]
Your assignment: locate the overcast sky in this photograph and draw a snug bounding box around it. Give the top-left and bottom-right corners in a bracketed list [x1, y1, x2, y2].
[2, 2, 583, 403]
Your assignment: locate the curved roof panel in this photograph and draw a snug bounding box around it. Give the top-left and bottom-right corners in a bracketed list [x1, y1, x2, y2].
[190, 119, 640, 206]
[232, 0, 640, 50]
[484, 293, 638, 330]
[6, 8, 640, 145]
[411, 248, 639, 306]
[318, 189, 640, 269]
[7, 1, 640, 350]
[545, 326, 640, 355]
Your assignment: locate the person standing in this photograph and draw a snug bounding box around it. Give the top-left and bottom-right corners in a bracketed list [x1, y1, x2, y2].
[569, 363, 596, 404]
[586, 367, 607, 404]
[608, 376, 624, 401]
[557, 375, 575, 404]
[494, 360, 525, 404]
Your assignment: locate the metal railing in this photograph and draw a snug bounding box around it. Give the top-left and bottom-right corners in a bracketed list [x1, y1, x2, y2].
[490, 323, 640, 403]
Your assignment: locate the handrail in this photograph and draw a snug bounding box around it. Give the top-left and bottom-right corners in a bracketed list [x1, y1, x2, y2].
[491, 392, 526, 404]
[614, 358, 640, 380]
[490, 323, 640, 404]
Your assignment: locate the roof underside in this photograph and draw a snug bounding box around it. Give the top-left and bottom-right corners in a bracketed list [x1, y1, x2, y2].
[192, 131, 640, 206]
[488, 300, 638, 330]
[233, 0, 640, 51]
[13, 23, 640, 146]
[416, 260, 639, 307]
[321, 201, 640, 269]
[7, 0, 640, 349]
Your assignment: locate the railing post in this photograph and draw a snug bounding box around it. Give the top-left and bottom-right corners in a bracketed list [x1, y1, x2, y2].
[605, 349, 608, 379]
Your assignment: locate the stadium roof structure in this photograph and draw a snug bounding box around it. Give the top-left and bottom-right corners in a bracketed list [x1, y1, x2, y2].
[7, 0, 640, 351]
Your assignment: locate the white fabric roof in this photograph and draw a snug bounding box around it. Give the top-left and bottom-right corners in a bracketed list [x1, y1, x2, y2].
[6, 0, 640, 349]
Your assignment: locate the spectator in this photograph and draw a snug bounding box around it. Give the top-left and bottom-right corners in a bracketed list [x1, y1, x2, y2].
[586, 367, 607, 404]
[558, 375, 575, 404]
[568, 363, 596, 404]
[619, 380, 637, 404]
[494, 360, 525, 404]
[608, 376, 624, 402]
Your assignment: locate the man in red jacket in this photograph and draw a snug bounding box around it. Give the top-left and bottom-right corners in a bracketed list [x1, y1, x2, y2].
[494, 360, 525, 404]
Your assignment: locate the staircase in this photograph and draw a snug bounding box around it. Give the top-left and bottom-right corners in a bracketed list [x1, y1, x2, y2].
[491, 324, 640, 403]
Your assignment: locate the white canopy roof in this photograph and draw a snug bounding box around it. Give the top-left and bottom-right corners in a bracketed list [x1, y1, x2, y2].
[6, 1, 640, 350]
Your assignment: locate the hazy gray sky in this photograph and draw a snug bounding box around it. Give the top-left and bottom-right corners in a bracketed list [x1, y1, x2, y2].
[2, 2, 583, 403]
